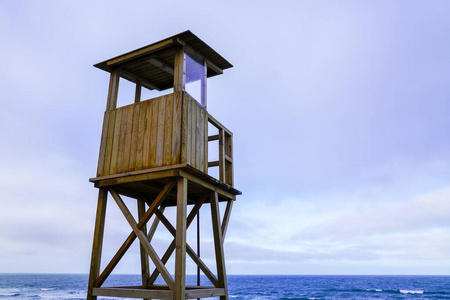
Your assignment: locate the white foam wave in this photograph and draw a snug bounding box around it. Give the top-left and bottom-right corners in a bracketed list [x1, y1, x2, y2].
[0, 292, 20, 296]
[400, 290, 424, 294]
[38, 290, 86, 299]
[0, 287, 21, 296]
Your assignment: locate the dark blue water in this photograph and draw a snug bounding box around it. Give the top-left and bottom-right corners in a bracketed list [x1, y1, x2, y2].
[0, 274, 449, 299]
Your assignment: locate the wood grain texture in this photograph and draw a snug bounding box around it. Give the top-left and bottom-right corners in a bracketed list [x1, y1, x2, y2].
[190, 98, 197, 167]
[210, 191, 229, 300]
[149, 99, 159, 168]
[135, 101, 147, 171]
[128, 103, 140, 171]
[87, 189, 108, 300]
[181, 93, 188, 164]
[163, 94, 173, 166]
[97, 111, 110, 177]
[203, 108, 208, 172]
[171, 92, 182, 165]
[155, 96, 166, 166]
[96, 92, 210, 177]
[122, 105, 134, 173]
[142, 100, 152, 169]
[174, 177, 187, 300]
[102, 110, 116, 176]
[225, 132, 233, 186]
[93, 287, 173, 299]
[106, 70, 119, 111]
[221, 200, 234, 240]
[109, 108, 123, 175]
[173, 47, 185, 93]
[116, 106, 129, 174]
[134, 80, 142, 103]
[137, 198, 150, 289]
[195, 104, 201, 171]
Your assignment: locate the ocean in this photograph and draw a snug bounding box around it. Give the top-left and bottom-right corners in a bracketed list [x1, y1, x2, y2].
[0, 274, 449, 299]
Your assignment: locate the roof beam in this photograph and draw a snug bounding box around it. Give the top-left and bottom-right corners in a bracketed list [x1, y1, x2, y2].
[106, 38, 174, 67]
[147, 58, 174, 75]
[118, 69, 163, 91]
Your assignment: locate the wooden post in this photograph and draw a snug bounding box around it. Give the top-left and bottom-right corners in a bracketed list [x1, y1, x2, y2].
[218, 129, 225, 182]
[210, 191, 229, 300]
[106, 70, 120, 111]
[224, 132, 233, 186]
[201, 60, 207, 108]
[137, 198, 150, 291]
[174, 178, 187, 300]
[174, 47, 185, 93]
[87, 189, 108, 300]
[135, 80, 142, 103]
[197, 211, 200, 288]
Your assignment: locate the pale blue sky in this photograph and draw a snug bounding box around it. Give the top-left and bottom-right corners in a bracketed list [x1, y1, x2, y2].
[1, 0, 449, 275]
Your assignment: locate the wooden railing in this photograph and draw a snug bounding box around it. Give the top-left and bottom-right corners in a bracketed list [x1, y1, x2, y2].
[207, 114, 233, 186]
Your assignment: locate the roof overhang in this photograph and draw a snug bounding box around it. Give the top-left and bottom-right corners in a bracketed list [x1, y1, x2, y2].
[94, 31, 233, 91]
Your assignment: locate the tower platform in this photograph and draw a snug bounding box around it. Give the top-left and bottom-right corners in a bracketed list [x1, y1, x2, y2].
[90, 163, 241, 207]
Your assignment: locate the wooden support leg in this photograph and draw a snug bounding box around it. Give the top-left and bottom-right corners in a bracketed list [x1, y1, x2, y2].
[137, 198, 150, 300]
[87, 189, 108, 300]
[210, 192, 229, 300]
[174, 178, 187, 300]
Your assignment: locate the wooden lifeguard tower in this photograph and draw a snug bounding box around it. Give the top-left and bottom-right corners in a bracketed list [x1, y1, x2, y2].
[87, 31, 241, 300]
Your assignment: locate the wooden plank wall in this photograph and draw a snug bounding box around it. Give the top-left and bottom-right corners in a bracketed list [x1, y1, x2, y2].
[182, 93, 208, 173]
[97, 92, 207, 177]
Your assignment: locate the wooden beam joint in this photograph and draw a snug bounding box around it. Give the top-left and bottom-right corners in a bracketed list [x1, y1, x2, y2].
[147, 58, 174, 75]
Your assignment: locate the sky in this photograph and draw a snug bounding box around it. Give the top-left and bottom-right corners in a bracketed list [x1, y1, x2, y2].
[1, 0, 450, 276]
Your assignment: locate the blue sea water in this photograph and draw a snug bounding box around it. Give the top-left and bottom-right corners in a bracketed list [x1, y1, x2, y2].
[0, 274, 449, 299]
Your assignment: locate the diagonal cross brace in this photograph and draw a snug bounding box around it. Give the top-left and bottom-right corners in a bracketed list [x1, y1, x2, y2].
[146, 196, 234, 288]
[154, 209, 219, 287]
[95, 180, 175, 287]
[147, 195, 207, 285]
[109, 189, 175, 290]
[221, 199, 234, 240]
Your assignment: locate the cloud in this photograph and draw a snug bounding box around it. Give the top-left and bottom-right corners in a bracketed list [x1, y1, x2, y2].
[222, 187, 450, 274]
[301, 187, 450, 241]
[1, 0, 450, 276]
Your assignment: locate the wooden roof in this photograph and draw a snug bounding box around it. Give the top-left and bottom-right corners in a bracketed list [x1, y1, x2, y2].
[94, 31, 233, 91]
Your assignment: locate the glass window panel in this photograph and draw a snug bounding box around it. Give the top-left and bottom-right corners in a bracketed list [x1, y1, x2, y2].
[185, 52, 206, 107]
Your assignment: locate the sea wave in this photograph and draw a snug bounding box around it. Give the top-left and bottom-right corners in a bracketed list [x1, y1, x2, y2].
[400, 290, 424, 294]
[0, 293, 22, 297]
[0, 288, 22, 298]
[38, 291, 86, 299]
[279, 298, 316, 300]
